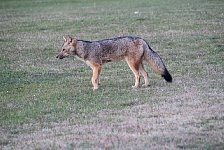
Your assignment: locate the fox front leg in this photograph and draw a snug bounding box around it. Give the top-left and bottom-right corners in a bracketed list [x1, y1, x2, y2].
[86, 61, 102, 90]
[91, 66, 102, 90]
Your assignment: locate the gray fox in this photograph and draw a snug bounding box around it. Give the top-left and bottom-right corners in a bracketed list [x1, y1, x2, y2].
[56, 36, 172, 90]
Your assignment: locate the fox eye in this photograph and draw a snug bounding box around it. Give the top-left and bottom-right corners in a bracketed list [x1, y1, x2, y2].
[62, 49, 65, 51]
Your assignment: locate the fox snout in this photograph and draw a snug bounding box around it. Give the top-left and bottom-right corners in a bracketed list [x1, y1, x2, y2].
[56, 53, 64, 59]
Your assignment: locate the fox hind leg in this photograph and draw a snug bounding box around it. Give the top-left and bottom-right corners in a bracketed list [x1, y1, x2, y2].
[97, 66, 102, 85]
[139, 63, 149, 87]
[125, 58, 141, 88]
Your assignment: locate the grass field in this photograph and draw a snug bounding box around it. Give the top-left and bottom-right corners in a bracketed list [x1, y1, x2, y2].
[0, 0, 223, 149]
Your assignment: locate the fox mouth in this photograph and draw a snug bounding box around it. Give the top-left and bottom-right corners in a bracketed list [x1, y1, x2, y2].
[56, 55, 65, 59]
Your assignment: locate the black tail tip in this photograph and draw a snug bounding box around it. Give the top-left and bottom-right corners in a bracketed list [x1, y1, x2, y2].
[162, 69, 172, 82]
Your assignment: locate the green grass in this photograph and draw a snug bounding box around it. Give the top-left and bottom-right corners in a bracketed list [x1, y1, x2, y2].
[0, 0, 224, 149]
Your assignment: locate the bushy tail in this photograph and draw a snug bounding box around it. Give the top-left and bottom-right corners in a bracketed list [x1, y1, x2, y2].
[162, 68, 172, 82]
[143, 42, 172, 82]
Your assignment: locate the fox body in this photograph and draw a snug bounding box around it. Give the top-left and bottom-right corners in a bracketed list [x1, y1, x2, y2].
[56, 36, 172, 90]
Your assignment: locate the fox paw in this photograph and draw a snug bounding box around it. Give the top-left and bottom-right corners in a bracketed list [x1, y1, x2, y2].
[93, 86, 99, 90]
[142, 84, 150, 88]
[132, 85, 140, 89]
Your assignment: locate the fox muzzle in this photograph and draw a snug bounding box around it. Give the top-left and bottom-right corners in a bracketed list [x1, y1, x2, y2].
[56, 54, 65, 59]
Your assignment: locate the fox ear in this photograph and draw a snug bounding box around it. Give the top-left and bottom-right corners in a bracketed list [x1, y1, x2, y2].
[63, 36, 67, 42]
[67, 36, 73, 43]
[71, 38, 77, 46]
[63, 35, 73, 43]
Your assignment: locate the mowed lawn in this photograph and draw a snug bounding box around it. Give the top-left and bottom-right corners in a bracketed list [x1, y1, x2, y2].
[0, 0, 223, 149]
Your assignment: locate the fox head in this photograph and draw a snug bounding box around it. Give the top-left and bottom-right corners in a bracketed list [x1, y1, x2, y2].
[56, 36, 77, 59]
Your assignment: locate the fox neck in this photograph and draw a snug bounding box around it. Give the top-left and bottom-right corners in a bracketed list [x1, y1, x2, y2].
[75, 41, 86, 60]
